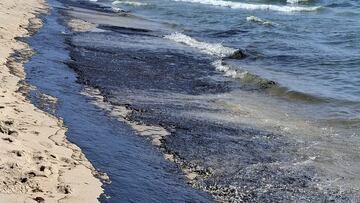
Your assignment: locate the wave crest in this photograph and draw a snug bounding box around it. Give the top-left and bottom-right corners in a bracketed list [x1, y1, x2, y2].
[173, 0, 320, 12]
[164, 32, 237, 57]
[212, 60, 277, 88]
[112, 0, 148, 6]
[212, 60, 326, 103]
[286, 0, 309, 4]
[246, 16, 278, 26]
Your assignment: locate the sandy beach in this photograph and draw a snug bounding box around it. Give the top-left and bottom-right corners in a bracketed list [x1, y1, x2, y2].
[0, 0, 103, 202]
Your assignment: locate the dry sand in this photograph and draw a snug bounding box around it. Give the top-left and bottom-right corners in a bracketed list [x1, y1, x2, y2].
[0, 0, 103, 202]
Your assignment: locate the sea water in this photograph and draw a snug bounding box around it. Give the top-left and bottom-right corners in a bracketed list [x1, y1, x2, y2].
[105, 0, 360, 131]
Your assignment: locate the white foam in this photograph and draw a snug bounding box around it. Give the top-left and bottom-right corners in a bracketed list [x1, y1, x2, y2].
[246, 16, 278, 26]
[111, 7, 123, 12]
[211, 60, 249, 79]
[164, 32, 237, 57]
[173, 0, 319, 12]
[89, 0, 98, 2]
[286, 0, 309, 4]
[112, 0, 147, 6]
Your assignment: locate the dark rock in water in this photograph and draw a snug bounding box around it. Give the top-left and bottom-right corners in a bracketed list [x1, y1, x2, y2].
[228, 50, 246, 60]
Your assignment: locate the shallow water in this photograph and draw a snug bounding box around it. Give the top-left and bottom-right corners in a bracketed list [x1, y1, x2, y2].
[49, 0, 360, 201]
[107, 0, 360, 125]
[23, 0, 360, 202]
[24, 1, 213, 202]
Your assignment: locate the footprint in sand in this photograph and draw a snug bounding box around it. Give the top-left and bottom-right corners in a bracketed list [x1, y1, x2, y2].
[57, 184, 71, 194]
[0, 123, 18, 137]
[10, 150, 24, 157]
[2, 137, 14, 143]
[33, 197, 45, 203]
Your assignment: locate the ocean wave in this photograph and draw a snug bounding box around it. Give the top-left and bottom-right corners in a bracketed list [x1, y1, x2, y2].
[173, 0, 320, 12]
[246, 16, 278, 26]
[212, 60, 326, 103]
[286, 0, 309, 4]
[112, 0, 148, 6]
[111, 7, 124, 12]
[164, 32, 237, 57]
[212, 60, 277, 88]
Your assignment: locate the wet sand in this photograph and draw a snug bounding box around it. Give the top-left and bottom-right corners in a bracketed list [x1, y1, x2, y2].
[57, 0, 360, 202]
[22, 0, 213, 202]
[0, 0, 103, 202]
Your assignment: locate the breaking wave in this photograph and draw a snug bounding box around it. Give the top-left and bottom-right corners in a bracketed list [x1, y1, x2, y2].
[212, 60, 326, 103]
[172, 0, 320, 12]
[112, 0, 148, 6]
[212, 60, 277, 88]
[286, 0, 309, 4]
[246, 16, 278, 26]
[164, 32, 237, 57]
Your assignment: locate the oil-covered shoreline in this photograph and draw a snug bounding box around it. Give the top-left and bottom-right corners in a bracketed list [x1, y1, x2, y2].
[19, 0, 360, 202]
[23, 0, 213, 202]
[0, 0, 103, 202]
[53, 0, 360, 202]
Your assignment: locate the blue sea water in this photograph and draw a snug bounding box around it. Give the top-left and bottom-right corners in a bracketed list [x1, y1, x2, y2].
[105, 0, 360, 126]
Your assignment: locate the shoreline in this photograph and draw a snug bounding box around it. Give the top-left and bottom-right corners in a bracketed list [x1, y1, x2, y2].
[22, 1, 214, 201]
[58, 0, 360, 202]
[0, 0, 103, 202]
[2, 0, 358, 202]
